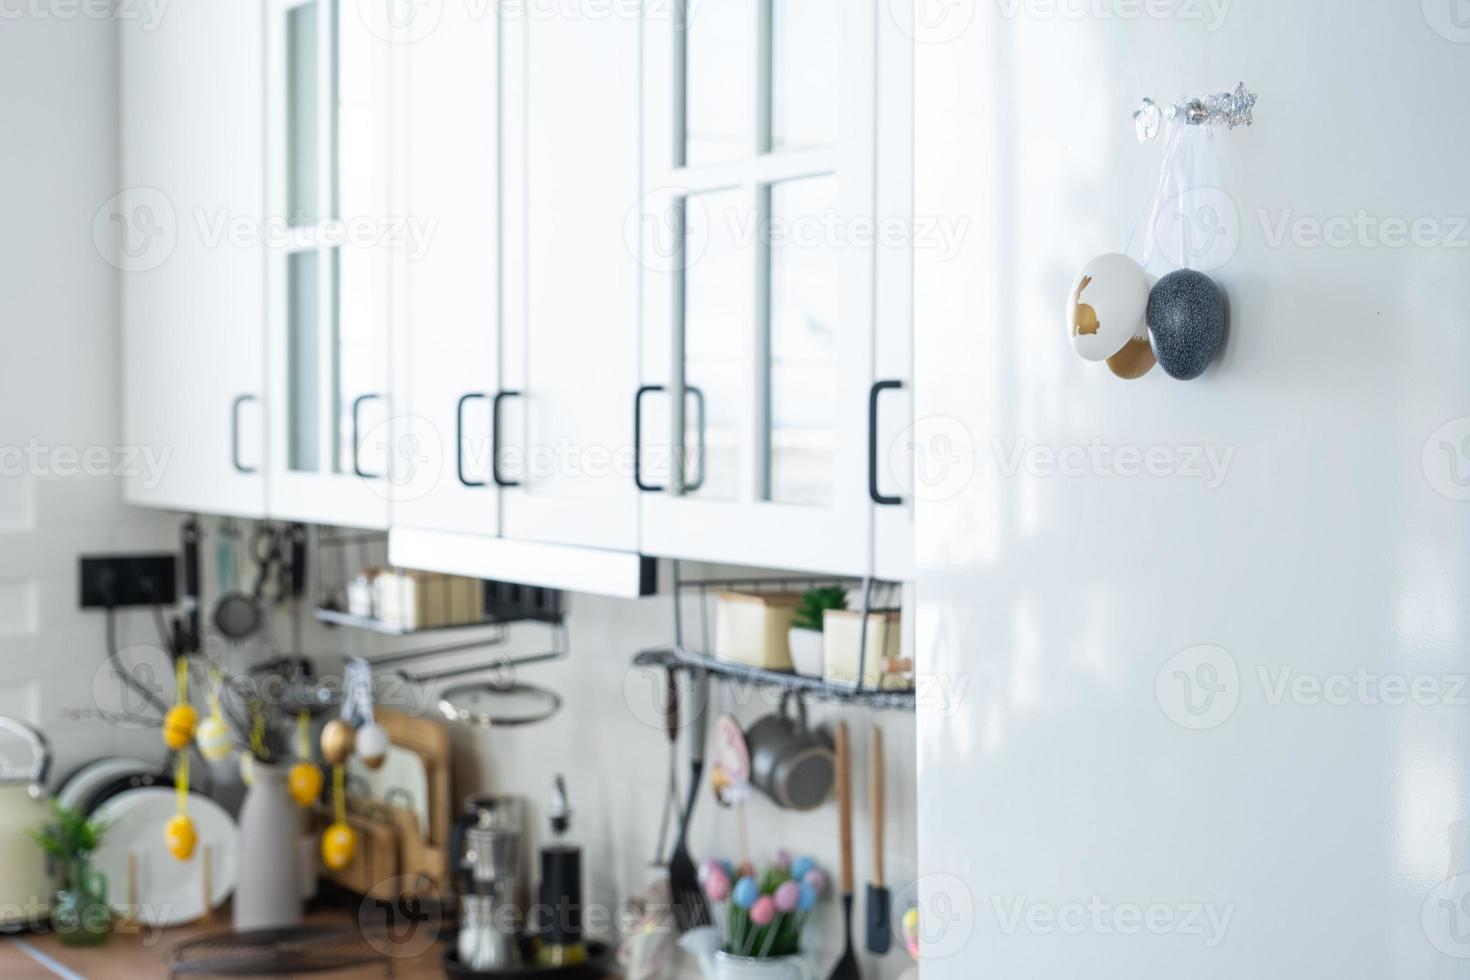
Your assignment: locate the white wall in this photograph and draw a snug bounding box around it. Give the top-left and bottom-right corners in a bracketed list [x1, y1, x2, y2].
[0, 10, 177, 779]
[915, 1, 1470, 977]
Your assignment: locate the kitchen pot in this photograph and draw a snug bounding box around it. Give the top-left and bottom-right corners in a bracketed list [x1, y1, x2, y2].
[745, 693, 834, 811]
[0, 717, 55, 929]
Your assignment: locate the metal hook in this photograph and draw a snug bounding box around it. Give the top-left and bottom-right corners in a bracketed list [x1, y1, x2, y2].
[1135, 82, 1257, 141]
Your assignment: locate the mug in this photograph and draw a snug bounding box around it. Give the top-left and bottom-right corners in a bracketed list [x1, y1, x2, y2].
[746, 693, 834, 811]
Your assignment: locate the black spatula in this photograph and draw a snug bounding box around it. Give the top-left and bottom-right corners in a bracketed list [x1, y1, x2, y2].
[828, 721, 860, 980]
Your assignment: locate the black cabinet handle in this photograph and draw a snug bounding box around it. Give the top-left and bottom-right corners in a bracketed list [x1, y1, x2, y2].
[634, 385, 665, 493]
[231, 394, 258, 474]
[351, 393, 384, 479]
[685, 385, 706, 493]
[868, 380, 903, 506]
[456, 393, 489, 487]
[492, 391, 522, 488]
[634, 385, 707, 493]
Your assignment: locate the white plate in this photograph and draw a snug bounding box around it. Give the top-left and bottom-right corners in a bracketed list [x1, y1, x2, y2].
[90, 788, 238, 927]
[57, 758, 155, 812]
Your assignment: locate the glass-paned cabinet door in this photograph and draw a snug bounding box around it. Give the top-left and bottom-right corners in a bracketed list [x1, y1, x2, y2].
[638, 0, 876, 575]
[265, 0, 392, 528]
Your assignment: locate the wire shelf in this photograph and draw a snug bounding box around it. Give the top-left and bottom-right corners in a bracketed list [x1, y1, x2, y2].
[643, 563, 914, 711]
[310, 526, 563, 636]
[635, 645, 916, 710]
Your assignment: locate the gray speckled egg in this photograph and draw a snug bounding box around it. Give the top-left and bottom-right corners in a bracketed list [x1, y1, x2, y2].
[1146, 270, 1226, 380]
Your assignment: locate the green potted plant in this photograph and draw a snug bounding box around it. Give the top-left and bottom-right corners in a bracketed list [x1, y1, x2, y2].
[31, 801, 110, 945]
[787, 587, 847, 678]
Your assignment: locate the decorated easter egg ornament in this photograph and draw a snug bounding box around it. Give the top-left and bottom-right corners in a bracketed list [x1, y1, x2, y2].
[162, 657, 198, 750]
[322, 821, 357, 871]
[288, 711, 323, 807]
[321, 764, 356, 870]
[1067, 253, 1150, 362]
[1146, 268, 1226, 380]
[355, 721, 389, 770]
[320, 719, 355, 766]
[196, 667, 233, 762]
[165, 752, 196, 861]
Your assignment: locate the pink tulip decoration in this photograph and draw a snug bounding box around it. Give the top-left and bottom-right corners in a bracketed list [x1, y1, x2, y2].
[705, 866, 732, 904]
[774, 880, 800, 914]
[750, 895, 776, 927]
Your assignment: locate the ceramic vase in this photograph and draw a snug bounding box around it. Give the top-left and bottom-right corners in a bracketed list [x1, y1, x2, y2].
[234, 763, 304, 930]
[712, 951, 813, 980]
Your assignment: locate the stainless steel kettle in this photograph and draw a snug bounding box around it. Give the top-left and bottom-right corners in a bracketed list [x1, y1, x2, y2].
[0, 717, 55, 929]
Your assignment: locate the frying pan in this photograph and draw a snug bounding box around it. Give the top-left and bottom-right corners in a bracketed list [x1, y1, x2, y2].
[213, 525, 283, 642]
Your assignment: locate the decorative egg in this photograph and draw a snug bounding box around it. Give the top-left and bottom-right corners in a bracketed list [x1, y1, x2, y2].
[354, 721, 389, 770]
[1067, 253, 1150, 362]
[196, 714, 233, 762]
[1146, 269, 1226, 380]
[162, 704, 199, 750]
[165, 814, 197, 861]
[288, 762, 324, 807]
[320, 719, 355, 766]
[1106, 335, 1157, 380]
[322, 822, 357, 871]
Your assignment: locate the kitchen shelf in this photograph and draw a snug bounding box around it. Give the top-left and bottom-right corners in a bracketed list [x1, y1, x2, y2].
[635, 645, 916, 711]
[312, 608, 512, 637]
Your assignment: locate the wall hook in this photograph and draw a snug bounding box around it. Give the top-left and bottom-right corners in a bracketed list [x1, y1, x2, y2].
[1135, 82, 1257, 141]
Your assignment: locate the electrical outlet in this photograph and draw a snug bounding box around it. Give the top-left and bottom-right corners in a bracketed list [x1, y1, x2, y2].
[79, 554, 178, 609]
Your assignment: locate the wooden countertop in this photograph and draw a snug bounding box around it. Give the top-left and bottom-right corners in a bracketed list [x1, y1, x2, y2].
[1, 908, 450, 979]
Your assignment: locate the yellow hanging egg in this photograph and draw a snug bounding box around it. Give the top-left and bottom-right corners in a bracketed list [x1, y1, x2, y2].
[320, 719, 355, 766]
[196, 714, 233, 762]
[288, 762, 324, 807]
[165, 813, 197, 861]
[321, 822, 357, 871]
[163, 704, 199, 750]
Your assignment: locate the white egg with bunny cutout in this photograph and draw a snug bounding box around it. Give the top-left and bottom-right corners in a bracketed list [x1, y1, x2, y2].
[1066, 253, 1150, 362]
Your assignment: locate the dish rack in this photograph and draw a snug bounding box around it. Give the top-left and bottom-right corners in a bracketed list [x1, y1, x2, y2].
[635, 563, 915, 711]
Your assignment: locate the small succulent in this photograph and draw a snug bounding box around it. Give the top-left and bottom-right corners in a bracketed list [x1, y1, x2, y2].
[791, 587, 848, 633]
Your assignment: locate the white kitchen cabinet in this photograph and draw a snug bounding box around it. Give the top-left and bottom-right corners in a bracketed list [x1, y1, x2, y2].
[386, 1, 654, 598]
[263, 0, 393, 529]
[385, 0, 501, 541]
[636, 0, 886, 577]
[495, 5, 644, 553]
[871, 0, 915, 583]
[120, 1, 269, 517]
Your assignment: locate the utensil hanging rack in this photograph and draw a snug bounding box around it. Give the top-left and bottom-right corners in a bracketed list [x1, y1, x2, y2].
[634, 561, 915, 711]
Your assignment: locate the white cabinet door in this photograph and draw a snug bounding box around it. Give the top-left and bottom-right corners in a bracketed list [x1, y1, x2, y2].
[264, 0, 392, 529]
[871, 0, 915, 582]
[637, 0, 877, 575]
[387, 1, 500, 538]
[493, 8, 643, 552]
[120, 1, 268, 517]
